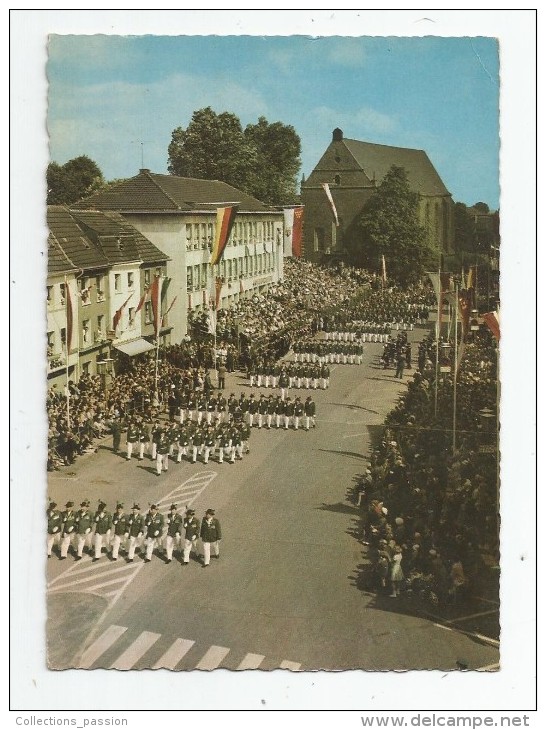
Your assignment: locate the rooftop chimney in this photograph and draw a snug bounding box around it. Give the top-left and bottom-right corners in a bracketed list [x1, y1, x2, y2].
[332, 128, 343, 142]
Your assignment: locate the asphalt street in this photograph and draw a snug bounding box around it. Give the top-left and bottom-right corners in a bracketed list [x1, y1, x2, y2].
[47, 327, 500, 673]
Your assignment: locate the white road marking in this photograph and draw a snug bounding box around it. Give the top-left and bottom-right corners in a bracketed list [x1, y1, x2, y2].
[237, 653, 265, 670]
[433, 623, 453, 632]
[152, 638, 195, 670]
[279, 660, 301, 671]
[446, 609, 499, 624]
[77, 624, 301, 671]
[110, 631, 161, 670]
[48, 564, 136, 590]
[195, 645, 230, 670]
[477, 662, 500, 671]
[79, 625, 127, 669]
[343, 432, 369, 439]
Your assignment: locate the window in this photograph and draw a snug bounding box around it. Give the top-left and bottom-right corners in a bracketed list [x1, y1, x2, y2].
[114, 273, 121, 291]
[194, 265, 200, 289]
[47, 331, 55, 352]
[334, 175, 341, 186]
[128, 272, 134, 289]
[96, 315, 104, 341]
[82, 319, 90, 345]
[82, 361, 90, 375]
[144, 269, 151, 287]
[186, 268, 193, 289]
[144, 301, 152, 325]
[96, 275, 105, 301]
[128, 307, 135, 328]
[60, 283, 66, 304]
[228, 259, 233, 280]
[201, 263, 208, 288]
[60, 328, 66, 346]
[47, 286, 53, 304]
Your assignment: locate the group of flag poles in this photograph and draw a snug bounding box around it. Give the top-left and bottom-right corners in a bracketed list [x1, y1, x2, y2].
[426, 267, 500, 455]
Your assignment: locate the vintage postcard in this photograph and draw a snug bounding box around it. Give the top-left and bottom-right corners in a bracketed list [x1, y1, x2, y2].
[11, 8, 536, 716]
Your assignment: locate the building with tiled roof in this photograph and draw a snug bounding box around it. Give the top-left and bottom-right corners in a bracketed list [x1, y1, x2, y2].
[46, 206, 169, 386]
[301, 128, 454, 266]
[75, 170, 285, 340]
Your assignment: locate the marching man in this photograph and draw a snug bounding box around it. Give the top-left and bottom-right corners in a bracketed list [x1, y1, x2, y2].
[47, 501, 62, 558]
[126, 504, 145, 562]
[165, 504, 183, 563]
[74, 499, 94, 561]
[182, 508, 200, 565]
[110, 502, 128, 561]
[144, 504, 165, 563]
[200, 509, 222, 568]
[93, 501, 112, 562]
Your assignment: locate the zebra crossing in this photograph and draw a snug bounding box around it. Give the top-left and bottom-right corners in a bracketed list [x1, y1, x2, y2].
[47, 471, 218, 606]
[78, 624, 302, 671]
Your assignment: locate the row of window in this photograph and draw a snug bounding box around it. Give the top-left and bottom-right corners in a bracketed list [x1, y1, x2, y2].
[186, 252, 276, 289]
[185, 220, 278, 248]
[47, 301, 160, 356]
[47, 268, 163, 306]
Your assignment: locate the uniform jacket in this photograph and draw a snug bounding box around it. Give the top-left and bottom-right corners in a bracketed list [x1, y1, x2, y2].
[183, 516, 200, 540]
[145, 512, 165, 539]
[166, 513, 183, 537]
[200, 517, 222, 543]
[94, 511, 113, 535]
[61, 510, 77, 536]
[112, 512, 128, 536]
[47, 508, 62, 535]
[127, 513, 145, 538]
[75, 509, 94, 535]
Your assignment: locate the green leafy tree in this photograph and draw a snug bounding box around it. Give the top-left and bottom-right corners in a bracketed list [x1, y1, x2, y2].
[167, 107, 257, 191]
[244, 116, 301, 205]
[351, 165, 433, 284]
[47, 155, 104, 205]
[454, 202, 478, 252]
[168, 108, 301, 205]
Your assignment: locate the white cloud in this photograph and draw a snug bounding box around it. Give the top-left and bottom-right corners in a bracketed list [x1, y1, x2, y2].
[312, 104, 398, 137]
[48, 71, 272, 178]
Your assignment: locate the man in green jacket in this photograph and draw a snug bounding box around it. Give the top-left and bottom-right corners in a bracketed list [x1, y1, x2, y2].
[200, 508, 222, 567]
[93, 501, 112, 562]
[75, 499, 94, 560]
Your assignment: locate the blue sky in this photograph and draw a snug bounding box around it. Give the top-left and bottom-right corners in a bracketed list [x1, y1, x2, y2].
[48, 34, 500, 209]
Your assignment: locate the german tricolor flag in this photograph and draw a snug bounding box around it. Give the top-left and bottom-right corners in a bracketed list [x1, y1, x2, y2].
[210, 206, 239, 266]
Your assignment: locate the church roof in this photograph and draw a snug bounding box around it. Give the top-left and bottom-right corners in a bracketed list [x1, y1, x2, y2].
[341, 138, 450, 196]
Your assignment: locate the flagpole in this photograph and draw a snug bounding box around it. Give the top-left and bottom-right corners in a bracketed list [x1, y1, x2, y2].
[434, 266, 440, 418]
[154, 276, 161, 408]
[213, 265, 217, 378]
[64, 275, 71, 428]
[452, 282, 458, 455]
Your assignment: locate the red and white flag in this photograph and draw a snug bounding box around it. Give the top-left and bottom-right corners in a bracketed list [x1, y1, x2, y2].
[65, 277, 73, 352]
[112, 293, 133, 333]
[162, 296, 177, 327]
[483, 310, 500, 341]
[322, 183, 339, 227]
[135, 288, 148, 314]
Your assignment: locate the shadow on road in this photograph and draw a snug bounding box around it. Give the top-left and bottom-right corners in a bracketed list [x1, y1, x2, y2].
[318, 448, 367, 460]
[316, 501, 360, 515]
[326, 402, 380, 415]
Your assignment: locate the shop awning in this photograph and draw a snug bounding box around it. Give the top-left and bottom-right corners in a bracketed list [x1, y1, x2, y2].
[113, 338, 155, 356]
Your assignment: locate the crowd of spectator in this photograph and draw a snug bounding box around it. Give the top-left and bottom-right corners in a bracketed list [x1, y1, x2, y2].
[357, 329, 499, 604]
